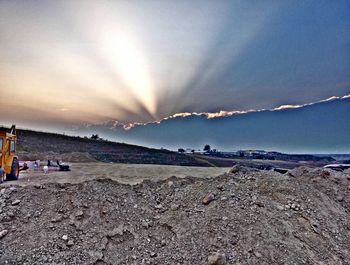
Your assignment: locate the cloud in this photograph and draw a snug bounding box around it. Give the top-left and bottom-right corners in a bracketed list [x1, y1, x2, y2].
[97, 93, 350, 131]
[273, 105, 303, 111]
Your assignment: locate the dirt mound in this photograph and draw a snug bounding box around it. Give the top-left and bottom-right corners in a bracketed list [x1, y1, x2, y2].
[1, 168, 350, 264]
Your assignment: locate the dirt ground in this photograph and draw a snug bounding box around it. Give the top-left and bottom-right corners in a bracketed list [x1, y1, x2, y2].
[1, 165, 350, 265]
[9, 162, 231, 186]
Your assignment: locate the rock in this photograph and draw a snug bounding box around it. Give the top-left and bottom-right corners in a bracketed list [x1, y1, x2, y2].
[230, 238, 239, 245]
[170, 203, 180, 211]
[208, 253, 226, 265]
[255, 201, 264, 207]
[229, 166, 240, 174]
[203, 193, 215, 205]
[67, 240, 74, 246]
[0, 229, 8, 239]
[7, 211, 15, 219]
[337, 195, 344, 202]
[142, 220, 150, 229]
[11, 199, 21, 206]
[216, 183, 225, 191]
[62, 235, 68, 241]
[311, 222, 320, 234]
[75, 210, 84, 218]
[150, 252, 157, 258]
[320, 170, 330, 177]
[220, 196, 228, 201]
[167, 181, 174, 188]
[276, 204, 284, 211]
[51, 215, 63, 223]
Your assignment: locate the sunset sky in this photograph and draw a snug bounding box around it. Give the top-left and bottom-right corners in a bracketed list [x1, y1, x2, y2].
[0, 0, 349, 132]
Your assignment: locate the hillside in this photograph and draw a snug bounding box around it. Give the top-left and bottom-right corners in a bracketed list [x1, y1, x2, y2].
[1, 126, 339, 169]
[0, 127, 213, 167]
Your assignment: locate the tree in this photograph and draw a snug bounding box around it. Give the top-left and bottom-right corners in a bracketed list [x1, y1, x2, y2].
[90, 134, 99, 140]
[178, 148, 185, 153]
[203, 144, 211, 152]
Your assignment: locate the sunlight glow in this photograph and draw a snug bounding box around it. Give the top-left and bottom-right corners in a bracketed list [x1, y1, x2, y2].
[99, 28, 157, 116]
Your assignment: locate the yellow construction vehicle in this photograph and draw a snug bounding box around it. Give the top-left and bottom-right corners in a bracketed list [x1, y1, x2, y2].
[0, 125, 19, 182]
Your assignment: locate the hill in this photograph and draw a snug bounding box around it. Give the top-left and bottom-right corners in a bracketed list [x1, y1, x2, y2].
[0, 126, 339, 168]
[0, 127, 214, 167]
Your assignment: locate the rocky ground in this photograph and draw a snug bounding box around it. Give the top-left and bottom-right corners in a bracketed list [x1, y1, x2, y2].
[0, 166, 350, 265]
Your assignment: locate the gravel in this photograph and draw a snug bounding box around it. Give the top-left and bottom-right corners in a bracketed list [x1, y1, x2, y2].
[0, 166, 350, 264]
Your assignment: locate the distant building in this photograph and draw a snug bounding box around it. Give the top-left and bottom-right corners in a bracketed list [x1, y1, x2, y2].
[182, 148, 206, 154]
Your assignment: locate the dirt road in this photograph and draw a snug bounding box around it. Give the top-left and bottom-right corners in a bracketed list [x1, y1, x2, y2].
[8, 162, 230, 186]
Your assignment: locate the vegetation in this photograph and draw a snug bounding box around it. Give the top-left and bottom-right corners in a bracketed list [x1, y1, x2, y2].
[203, 144, 211, 152]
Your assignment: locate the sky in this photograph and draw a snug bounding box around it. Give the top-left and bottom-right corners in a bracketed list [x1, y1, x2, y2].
[0, 0, 349, 133]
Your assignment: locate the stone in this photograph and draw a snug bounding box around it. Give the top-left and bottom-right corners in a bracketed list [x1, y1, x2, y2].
[67, 240, 74, 246]
[255, 201, 264, 207]
[108, 225, 124, 237]
[75, 210, 84, 218]
[167, 181, 174, 188]
[0, 229, 8, 239]
[230, 166, 240, 174]
[51, 215, 63, 223]
[203, 193, 215, 205]
[11, 199, 21, 206]
[142, 220, 150, 229]
[208, 253, 226, 265]
[217, 183, 225, 191]
[337, 195, 344, 202]
[170, 204, 180, 211]
[62, 235, 68, 241]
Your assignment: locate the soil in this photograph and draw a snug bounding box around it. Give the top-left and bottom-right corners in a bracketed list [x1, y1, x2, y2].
[0, 166, 350, 265]
[9, 163, 231, 186]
